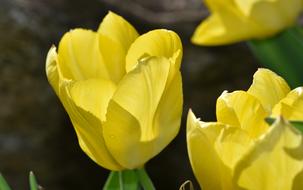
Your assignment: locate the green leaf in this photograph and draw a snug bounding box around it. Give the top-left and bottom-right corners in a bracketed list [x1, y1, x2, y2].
[103, 170, 139, 190]
[29, 171, 39, 190]
[248, 26, 303, 88]
[136, 168, 155, 190]
[265, 117, 303, 133]
[0, 173, 11, 190]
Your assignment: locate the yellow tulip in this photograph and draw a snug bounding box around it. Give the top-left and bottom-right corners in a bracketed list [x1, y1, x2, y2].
[46, 11, 183, 171]
[187, 68, 303, 190]
[192, 0, 303, 45]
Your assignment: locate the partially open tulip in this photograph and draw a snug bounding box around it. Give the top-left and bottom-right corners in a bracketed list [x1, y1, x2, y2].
[192, 0, 303, 45]
[46, 12, 183, 171]
[187, 68, 303, 190]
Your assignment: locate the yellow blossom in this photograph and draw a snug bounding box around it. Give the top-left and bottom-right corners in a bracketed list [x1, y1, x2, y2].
[46, 11, 183, 171]
[192, 0, 303, 45]
[187, 68, 303, 190]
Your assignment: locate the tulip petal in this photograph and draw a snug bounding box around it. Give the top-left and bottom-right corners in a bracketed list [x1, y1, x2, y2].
[98, 11, 139, 53]
[126, 29, 182, 72]
[272, 87, 303, 120]
[247, 68, 290, 112]
[191, 9, 260, 46]
[152, 69, 183, 151]
[98, 36, 127, 83]
[216, 91, 268, 138]
[59, 80, 123, 171]
[58, 29, 109, 81]
[187, 110, 233, 190]
[234, 0, 261, 16]
[234, 118, 303, 190]
[216, 91, 241, 127]
[215, 126, 253, 169]
[68, 78, 116, 122]
[194, 0, 302, 45]
[98, 12, 139, 83]
[103, 57, 179, 169]
[46, 46, 60, 95]
[46, 48, 122, 170]
[236, 0, 302, 32]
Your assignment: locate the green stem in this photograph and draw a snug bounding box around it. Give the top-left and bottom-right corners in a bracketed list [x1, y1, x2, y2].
[103, 170, 140, 190]
[118, 171, 124, 190]
[136, 168, 155, 190]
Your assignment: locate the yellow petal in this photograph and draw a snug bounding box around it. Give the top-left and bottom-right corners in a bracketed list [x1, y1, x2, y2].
[216, 91, 268, 138]
[238, 0, 302, 32]
[191, 9, 261, 46]
[98, 36, 127, 83]
[234, 117, 303, 190]
[68, 78, 116, 122]
[214, 126, 253, 169]
[46, 45, 122, 170]
[58, 29, 109, 81]
[192, 0, 302, 45]
[152, 69, 183, 152]
[216, 91, 241, 127]
[98, 11, 139, 53]
[234, 0, 262, 15]
[186, 110, 233, 190]
[248, 68, 290, 112]
[98, 12, 139, 83]
[204, 0, 234, 12]
[272, 87, 303, 120]
[46, 46, 60, 95]
[103, 57, 180, 169]
[126, 29, 182, 72]
[59, 80, 123, 170]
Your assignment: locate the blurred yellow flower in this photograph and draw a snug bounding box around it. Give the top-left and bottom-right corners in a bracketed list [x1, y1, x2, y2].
[46, 11, 183, 171]
[187, 68, 303, 190]
[192, 0, 303, 45]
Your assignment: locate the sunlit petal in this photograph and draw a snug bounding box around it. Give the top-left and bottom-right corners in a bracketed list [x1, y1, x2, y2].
[272, 87, 303, 120]
[126, 29, 182, 71]
[187, 110, 233, 190]
[216, 91, 268, 138]
[58, 29, 109, 81]
[58, 80, 122, 170]
[234, 118, 303, 190]
[103, 57, 181, 168]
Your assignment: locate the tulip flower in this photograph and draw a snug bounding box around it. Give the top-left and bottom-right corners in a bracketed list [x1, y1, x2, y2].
[187, 68, 303, 190]
[192, 0, 303, 45]
[46, 11, 183, 171]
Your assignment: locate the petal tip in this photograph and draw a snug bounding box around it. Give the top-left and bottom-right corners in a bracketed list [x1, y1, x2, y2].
[187, 109, 200, 133]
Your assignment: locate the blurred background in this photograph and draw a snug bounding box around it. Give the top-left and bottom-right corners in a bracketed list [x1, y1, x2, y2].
[0, 0, 258, 189]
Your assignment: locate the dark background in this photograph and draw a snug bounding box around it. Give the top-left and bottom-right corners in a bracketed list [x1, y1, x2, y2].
[0, 0, 258, 189]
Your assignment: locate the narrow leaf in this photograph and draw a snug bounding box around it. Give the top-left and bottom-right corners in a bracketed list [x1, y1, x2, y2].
[29, 171, 39, 190]
[0, 173, 11, 190]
